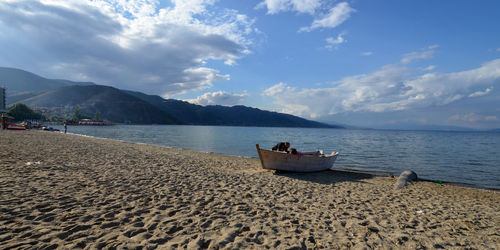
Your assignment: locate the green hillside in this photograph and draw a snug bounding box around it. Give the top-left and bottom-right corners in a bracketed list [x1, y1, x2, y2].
[19, 85, 180, 124]
[126, 91, 341, 128]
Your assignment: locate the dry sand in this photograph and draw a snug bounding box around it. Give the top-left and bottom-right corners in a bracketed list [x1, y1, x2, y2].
[0, 130, 498, 249]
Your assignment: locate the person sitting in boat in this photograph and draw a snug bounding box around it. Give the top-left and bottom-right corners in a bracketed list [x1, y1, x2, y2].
[290, 148, 303, 156]
[272, 142, 290, 153]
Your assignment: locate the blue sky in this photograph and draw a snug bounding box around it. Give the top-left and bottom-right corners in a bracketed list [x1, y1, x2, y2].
[1, 0, 499, 129]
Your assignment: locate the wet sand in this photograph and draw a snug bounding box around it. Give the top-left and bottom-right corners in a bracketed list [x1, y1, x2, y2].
[0, 130, 498, 249]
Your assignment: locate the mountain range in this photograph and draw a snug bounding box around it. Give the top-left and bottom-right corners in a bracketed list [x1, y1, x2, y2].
[0, 67, 94, 93]
[1, 67, 341, 128]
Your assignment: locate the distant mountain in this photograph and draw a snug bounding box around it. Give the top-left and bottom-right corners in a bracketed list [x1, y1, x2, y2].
[0, 67, 94, 94]
[18, 85, 180, 124]
[367, 123, 477, 132]
[3, 67, 342, 127]
[6, 91, 45, 105]
[125, 90, 341, 128]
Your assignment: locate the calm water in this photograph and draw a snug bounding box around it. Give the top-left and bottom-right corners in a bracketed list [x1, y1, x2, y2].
[52, 125, 500, 189]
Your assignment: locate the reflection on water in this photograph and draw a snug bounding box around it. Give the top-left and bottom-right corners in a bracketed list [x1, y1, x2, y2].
[52, 125, 500, 189]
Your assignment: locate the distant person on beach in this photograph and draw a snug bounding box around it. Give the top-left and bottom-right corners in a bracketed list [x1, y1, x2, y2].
[272, 142, 290, 153]
[1, 115, 6, 130]
[64, 122, 67, 134]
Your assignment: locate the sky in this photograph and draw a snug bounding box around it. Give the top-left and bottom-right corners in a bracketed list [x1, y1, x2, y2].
[1, 0, 500, 129]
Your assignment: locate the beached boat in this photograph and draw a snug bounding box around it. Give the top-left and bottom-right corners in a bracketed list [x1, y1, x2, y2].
[256, 144, 339, 172]
[6, 122, 26, 130]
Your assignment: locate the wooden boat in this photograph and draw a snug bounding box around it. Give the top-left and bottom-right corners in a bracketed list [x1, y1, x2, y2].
[6, 122, 26, 130]
[256, 144, 339, 172]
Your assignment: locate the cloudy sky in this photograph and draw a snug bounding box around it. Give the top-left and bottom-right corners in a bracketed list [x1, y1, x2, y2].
[1, 0, 499, 129]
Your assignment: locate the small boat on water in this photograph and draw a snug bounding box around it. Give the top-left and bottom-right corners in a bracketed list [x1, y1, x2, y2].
[256, 144, 339, 172]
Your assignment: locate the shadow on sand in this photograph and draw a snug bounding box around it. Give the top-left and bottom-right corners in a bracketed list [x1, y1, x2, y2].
[273, 168, 394, 185]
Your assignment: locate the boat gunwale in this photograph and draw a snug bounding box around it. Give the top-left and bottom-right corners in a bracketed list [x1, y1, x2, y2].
[256, 144, 339, 172]
[256, 144, 338, 158]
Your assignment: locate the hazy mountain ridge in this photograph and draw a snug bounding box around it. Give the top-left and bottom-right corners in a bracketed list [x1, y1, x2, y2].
[366, 122, 481, 132]
[16, 85, 179, 124]
[125, 90, 340, 128]
[6, 91, 45, 105]
[0, 67, 94, 93]
[2, 67, 339, 127]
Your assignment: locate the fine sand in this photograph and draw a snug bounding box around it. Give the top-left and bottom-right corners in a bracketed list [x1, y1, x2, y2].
[0, 130, 498, 249]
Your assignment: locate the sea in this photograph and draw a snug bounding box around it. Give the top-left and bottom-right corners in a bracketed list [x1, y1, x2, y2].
[51, 125, 500, 190]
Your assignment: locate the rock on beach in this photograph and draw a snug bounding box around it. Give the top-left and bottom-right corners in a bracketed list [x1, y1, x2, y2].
[395, 170, 418, 190]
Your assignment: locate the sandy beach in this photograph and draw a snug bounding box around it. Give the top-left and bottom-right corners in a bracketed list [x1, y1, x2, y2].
[0, 130, 498, 249]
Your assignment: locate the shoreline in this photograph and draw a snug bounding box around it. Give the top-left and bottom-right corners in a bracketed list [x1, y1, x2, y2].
[332, 168, 500, 192]
[1, 130, 498, 248]
[51, 129, 500, 191]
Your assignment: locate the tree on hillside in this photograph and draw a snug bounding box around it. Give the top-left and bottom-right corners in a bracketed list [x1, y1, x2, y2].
[71, 106, 82, 121]
[8, 103, 44, 121]
[48, 115, 67, 122]
[94, 110, 102, 122]
[70, 106, 91, 121]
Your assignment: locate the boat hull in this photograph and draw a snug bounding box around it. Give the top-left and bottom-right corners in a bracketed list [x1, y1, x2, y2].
[6, 122, 26, 130]
[7, 127, 26, 130]
[256, 144, 338, 172]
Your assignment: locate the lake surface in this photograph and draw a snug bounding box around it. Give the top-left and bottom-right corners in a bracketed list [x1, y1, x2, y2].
[53, 125, 500, 189]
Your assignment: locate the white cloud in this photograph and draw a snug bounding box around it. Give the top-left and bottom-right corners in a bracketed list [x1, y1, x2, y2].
[262, 82, 296, 96]
[256, 0, 321, 15]
[0, 0, 257, 97]
[262, 56, 500, 119]
[325, 34, 345, 50]
[361, 52, 373, 56]
[170, 67, 231, 96]
[403, 60, 500, 103]
[401, 47, 436, 64]
[186, 91, 248, 106]
[256, 1, 355, 33]
[422, 65, 436, 71]
[469, 87, 493, 98]
[299, 2, 355, 32]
